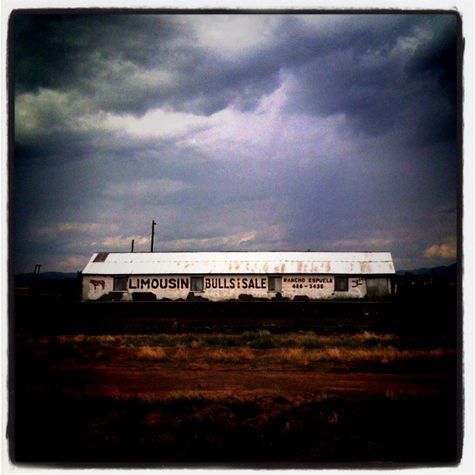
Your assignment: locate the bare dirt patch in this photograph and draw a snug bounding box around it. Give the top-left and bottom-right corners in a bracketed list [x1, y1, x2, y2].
[52, 355, 453, 400]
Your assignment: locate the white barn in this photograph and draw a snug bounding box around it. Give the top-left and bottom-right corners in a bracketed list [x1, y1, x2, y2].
[81, 251, 395, 302]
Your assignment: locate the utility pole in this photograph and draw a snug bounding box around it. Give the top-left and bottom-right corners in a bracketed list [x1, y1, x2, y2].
[131, 239, 135, 252]
[150, 220, 156, 252]
[30, 264, 41, 298]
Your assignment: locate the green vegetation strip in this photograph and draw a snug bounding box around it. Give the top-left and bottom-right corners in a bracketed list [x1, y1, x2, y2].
[28, 330, 403, 349]
[19, 331, 456, 370]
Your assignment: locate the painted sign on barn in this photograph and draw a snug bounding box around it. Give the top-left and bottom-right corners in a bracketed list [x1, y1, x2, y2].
[82, 273, 374, 301]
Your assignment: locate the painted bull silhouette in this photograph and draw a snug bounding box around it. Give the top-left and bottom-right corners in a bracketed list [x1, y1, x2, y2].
[89, 279, 106, 290]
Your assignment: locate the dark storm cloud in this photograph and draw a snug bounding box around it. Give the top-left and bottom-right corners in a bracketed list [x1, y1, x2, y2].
[14, 14, 197, 115]
[13, 13, 458, 132]
[13, 14, 178, 93]
[282, 14, 458, 140]
[406, 18, 458, 89]
[404, 18, 458, 144]
[13, 13, 281, 116]
[14, 130, 98, 163]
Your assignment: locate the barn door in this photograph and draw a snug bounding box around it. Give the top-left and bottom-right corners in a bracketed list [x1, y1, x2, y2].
[366, 278, 389, 298]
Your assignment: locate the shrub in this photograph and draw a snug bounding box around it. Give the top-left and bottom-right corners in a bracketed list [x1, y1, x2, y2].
[190, 339, 202, 349]
[207, 347, 254, 363]
[248, 330, 278, 349]
[302, 331, 323, 349]
[353, 331, 397, 347]
[137, 346, 166, 360]
[174, 343, 190, 360]
[208, 348, 228, 361]
[279, 348, 309, 366]
[327, 347, 342, 360]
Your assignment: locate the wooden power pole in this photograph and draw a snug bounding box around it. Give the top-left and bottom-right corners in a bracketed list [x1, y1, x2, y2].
[150, 220, 157, 252]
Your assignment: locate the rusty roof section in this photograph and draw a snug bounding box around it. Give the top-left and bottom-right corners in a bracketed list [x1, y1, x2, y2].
[82, 251, 395, 276]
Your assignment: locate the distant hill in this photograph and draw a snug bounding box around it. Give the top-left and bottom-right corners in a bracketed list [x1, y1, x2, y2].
[396, 263, 457, 280]
[15, 272, 79, 287]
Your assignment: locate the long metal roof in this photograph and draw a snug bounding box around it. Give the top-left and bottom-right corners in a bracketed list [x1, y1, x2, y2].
[82, 251, 395, 275]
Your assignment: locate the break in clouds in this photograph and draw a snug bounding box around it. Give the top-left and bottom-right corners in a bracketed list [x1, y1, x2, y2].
[12, 12, 459, 273]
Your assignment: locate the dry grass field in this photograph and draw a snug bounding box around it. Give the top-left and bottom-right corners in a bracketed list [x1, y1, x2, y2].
[11, 298, 460, 467]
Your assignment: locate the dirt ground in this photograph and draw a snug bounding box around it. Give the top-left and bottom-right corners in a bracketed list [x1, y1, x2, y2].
[57, 359, 453, 399]
[13, 345, 459, 466]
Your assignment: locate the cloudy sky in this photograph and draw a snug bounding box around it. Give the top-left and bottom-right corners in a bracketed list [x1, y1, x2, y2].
[11, 11, 459, 274]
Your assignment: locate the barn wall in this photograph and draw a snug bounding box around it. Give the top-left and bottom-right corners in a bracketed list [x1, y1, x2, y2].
[82, 274, 378, 301]
[82, 275, 114, 301]
[366, 277, 392, 298]
[282, 275, 367, 300]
